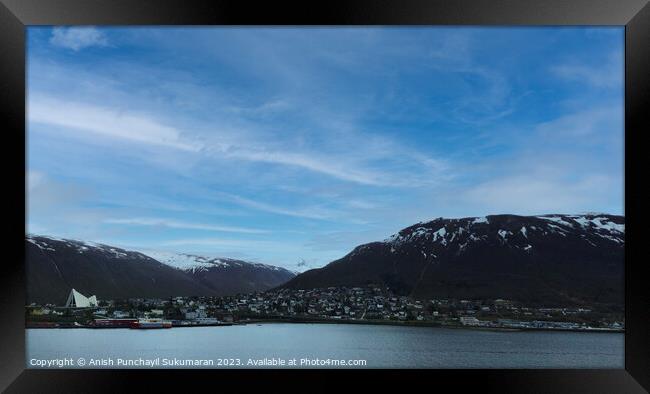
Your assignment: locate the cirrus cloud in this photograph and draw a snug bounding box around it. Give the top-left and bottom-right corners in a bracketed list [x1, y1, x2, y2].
[50, 27, 109, 51]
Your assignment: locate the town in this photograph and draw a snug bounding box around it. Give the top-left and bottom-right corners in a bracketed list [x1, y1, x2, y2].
[26, 286, 624, 331]
[26, 286, 624, 332]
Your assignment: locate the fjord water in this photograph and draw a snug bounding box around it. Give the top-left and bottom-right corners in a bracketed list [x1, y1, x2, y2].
[26, 323, 623, 368]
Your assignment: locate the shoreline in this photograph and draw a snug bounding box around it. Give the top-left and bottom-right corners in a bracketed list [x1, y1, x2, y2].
[239, 318, 624, 333]
[25, 318, 624, 333]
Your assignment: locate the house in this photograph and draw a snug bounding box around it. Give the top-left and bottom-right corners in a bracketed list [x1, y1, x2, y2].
[30, 307, 51, 316]
[182, 308, 208, 320]
[112, 310, 130, 318]
[459, 316, 480, 326]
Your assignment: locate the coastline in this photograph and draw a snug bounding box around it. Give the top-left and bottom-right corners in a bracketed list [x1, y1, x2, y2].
[239, 318, 624, 333]
[26, 318, 624, 334]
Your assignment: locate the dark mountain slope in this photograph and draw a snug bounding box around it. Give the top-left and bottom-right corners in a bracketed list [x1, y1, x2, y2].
[26, 236, 295, 304]
[26, 236, 210, 305]
[139, 251, 296, 296]
[282, 214, 624, 308]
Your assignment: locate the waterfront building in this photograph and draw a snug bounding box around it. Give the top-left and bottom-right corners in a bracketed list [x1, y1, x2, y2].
[64, 288, 98, 308]
[460, 316, 480, 326]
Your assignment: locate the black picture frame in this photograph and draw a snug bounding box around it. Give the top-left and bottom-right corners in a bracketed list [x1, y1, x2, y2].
[1, 0, 648, 392]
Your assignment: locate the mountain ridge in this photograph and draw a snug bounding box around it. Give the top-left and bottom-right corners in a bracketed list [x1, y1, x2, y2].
[282, 213, 624, 308]
[26, 235, 295, 304]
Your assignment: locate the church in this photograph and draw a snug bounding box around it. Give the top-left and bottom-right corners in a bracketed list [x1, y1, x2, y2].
[64, 288, 98, 308]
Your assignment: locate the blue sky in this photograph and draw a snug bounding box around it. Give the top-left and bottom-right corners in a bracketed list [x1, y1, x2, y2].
[26, 27, 624, 271]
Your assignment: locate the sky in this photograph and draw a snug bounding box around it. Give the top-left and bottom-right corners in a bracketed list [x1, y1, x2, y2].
[26, 27, 624, 271]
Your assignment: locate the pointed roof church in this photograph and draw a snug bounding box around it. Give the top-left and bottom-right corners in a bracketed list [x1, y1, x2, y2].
[65, 289, 98, 308]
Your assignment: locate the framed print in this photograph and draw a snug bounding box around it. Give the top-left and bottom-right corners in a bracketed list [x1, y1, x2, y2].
[1, 0, 648, 392]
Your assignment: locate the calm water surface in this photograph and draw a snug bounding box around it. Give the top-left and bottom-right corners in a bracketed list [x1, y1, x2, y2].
[26, 323, 623, 368]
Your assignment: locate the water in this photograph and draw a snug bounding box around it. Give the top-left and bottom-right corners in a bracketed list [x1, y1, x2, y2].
[26, 323, 624, 369]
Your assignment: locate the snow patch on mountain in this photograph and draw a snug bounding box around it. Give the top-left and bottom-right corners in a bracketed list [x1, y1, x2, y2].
[27, 235, 140, 259]
[596, 234, 624, 244]
[432, 227, 447, 243]
[26, 235, 291, 275]
[591, 217, 625, 233]
[27, 237, 55, 251]
[139, 250, 287, 274]
[541, 215, 624, 234]
[384, 233, 400, 243]
[546, 223, 568, 235]
[139, 250, 218, 272]
[497, 229, 513, 240]
[379, 214, 624, 259]
[537, 216, 574, 227]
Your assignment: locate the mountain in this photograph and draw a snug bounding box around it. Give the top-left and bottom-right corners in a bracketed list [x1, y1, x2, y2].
[26, 235, 295, 305]
[282, 214, 624, 308]
[139, 250, 297, 296]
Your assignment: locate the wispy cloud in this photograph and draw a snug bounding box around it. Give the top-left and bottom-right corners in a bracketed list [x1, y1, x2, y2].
[535, 105, 623, 139]
[29, 95, 202, 151]
[50, 27, 109, 51]
[26, 171, 108, 240]
[461, 174, 620, 215]
[552, 65, 621, 89]
[160, 237, 307, 255]
[28, 86, 445, 187]
[551, 51, 623, 89]
[215, 147, 387, 186]
[104, 217, 268, 234]
[449, 66, 518, 125]
[218, 193, 336, 220]
[162, 238, 264, 248]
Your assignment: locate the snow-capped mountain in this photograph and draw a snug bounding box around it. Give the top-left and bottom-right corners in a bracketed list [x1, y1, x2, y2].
[26, 235, 295, 305]
[27, 235, 151, 260]
[282, 214, 624, 308]
[381, 213, 623, 256]
[139, 250, 291, 274]
[138, 250, 296, 296]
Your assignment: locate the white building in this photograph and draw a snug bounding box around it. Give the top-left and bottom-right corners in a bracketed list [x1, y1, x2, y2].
[149, 309, 164, 317]
[459, 316, 480, 326]
[65, 289, 98, 308]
